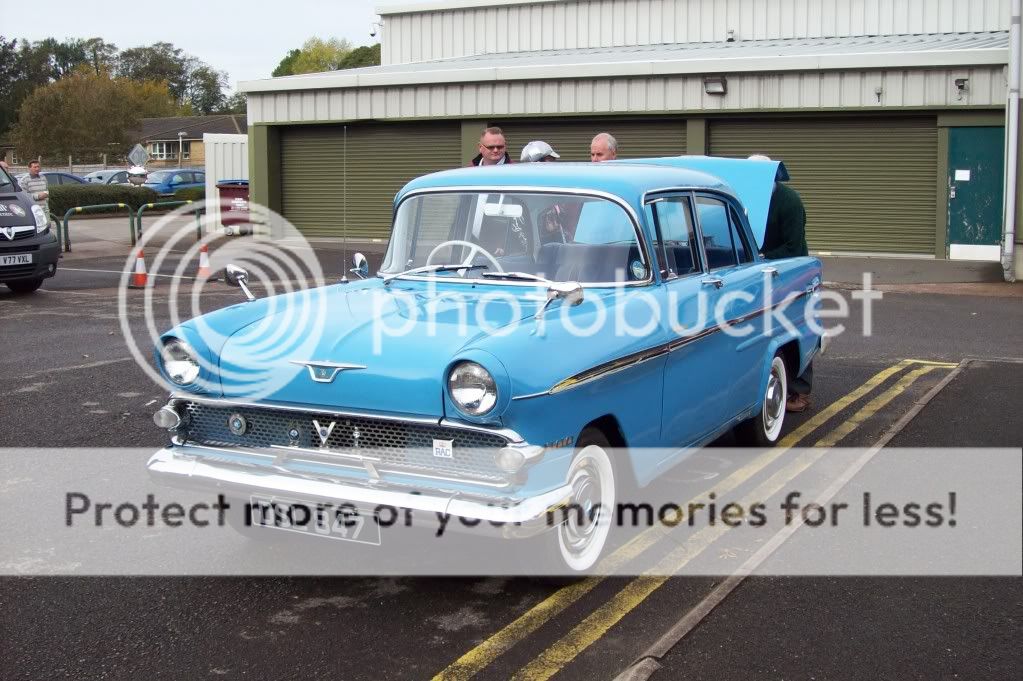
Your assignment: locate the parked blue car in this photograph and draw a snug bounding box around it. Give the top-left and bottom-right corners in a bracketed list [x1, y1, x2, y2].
[146, 157, 823, 571]
[142, 168, 205, 196]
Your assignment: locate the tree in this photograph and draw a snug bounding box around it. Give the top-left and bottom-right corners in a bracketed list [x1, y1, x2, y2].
[286, 38, 354, 75]
[337, 44, 381, 70]
[187, 65, 228, 115]
[11, 68, 177, 159]
[219, 92, 247, 114]
[0, 37, 22, 137]
[117, 42, 190, 100]
[83, 38, 118, 75]
[272, 48, 302, 77]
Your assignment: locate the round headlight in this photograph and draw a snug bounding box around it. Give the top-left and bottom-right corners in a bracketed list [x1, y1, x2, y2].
[448, 361, 498, 416]
[161, 339, 200, 385]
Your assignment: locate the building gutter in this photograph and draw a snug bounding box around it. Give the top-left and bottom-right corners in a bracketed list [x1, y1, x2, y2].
[1003, 0, 1021, 282]
[238, 47, 1009, 94]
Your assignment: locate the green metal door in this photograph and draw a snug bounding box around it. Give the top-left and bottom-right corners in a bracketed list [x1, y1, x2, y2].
[497, 119, 686, 162]
[947, 126, 1005, 261]
[710, 117, 938, 254]
[280, 122, 461, 240]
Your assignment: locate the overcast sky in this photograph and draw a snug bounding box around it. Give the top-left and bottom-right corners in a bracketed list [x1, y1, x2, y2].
[0, 0, 428, 91]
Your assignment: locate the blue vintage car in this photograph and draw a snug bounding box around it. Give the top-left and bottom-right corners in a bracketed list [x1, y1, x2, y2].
[147, 157, 823, 572]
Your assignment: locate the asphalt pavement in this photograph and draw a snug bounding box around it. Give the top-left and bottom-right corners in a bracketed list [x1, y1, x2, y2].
[0, 235, 1020, 681]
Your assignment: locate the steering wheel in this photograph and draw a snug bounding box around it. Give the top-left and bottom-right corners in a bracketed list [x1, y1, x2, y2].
[426, 240, 505, 273]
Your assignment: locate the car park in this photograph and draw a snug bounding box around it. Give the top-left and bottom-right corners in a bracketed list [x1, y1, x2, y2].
[0, 165, 60, 294]
[83, 170, 129, 184]
[142, 169, 205, 196]
[146, 157, 823, 571]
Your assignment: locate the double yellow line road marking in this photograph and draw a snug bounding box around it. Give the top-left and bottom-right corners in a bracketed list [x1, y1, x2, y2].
[434, 359, 955, 681]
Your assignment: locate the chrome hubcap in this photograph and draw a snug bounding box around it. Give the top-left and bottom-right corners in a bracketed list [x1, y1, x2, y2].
[764, 367, 783, 431]
[563, 463, 602, 553]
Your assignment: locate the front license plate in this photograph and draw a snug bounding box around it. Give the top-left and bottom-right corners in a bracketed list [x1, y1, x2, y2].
[248, 495, 382, 545]
[0, 253, 32, 266]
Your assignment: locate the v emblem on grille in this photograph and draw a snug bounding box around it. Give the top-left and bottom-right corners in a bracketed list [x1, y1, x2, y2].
[311, 419, 336, 445]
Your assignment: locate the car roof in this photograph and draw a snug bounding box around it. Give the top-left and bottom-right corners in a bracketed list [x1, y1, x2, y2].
[398, 162, 730, 203]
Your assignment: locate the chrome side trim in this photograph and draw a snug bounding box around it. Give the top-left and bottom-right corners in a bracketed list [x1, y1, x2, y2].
[514, 290, 814, 399]
[148, 447, 572, 523]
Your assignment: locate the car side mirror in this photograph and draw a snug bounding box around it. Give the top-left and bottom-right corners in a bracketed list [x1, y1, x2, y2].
[224, 264, 255, 301]
[351, 252, 369, 279]
[535, 281, 584, 324]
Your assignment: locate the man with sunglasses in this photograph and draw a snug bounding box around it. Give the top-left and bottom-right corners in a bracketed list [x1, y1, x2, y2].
[468, 127, 514, 166]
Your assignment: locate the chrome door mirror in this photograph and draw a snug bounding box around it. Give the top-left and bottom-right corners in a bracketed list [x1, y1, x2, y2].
[224, 264, 255, 301]
[535, 281, 584, 323]
[351, 252, 369, 279]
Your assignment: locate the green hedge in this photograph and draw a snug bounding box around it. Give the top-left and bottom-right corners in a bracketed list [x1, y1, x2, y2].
[173, 186, 205, 202]
[49, 184, 160, 218]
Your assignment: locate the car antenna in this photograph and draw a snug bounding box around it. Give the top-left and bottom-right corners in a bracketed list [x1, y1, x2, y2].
[340, 124, 349, 284]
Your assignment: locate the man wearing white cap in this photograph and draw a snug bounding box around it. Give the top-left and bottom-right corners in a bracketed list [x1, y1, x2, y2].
[520, 140, 560, 163]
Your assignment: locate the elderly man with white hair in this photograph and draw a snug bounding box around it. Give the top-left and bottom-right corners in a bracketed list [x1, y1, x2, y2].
[590, 132, 618, 162]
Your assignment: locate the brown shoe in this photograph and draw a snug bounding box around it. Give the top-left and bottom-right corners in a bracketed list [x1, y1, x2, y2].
[786, 393, 811, 413]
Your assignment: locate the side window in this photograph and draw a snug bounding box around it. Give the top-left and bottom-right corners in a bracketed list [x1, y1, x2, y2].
[696, 197, 738, 270]
[729, 206, 753, 264]
[194, 172, 204, 183]
[648, 196, 698, 277]
[171, 173, 186, 184]
[45, 175, 58, 187]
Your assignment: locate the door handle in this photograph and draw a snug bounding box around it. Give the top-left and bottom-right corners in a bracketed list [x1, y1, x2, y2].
[761, 266, 779, 277]
[701, 276, 724, 289]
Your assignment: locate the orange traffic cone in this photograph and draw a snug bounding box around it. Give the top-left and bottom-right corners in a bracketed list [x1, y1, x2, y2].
[197, 243, 219, 280]
[128, 249, 148, 288]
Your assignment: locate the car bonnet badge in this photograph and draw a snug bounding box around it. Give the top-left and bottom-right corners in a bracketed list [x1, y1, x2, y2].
[311, 420, 336, 445]
[289, 360, 367, 384]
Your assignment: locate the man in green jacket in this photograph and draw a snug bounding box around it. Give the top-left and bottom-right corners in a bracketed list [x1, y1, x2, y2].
[751, 155, 812, 412]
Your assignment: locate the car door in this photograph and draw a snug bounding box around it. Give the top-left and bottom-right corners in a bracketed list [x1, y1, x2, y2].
[650, 192, 737, 448]
[691, 194, 768, 423]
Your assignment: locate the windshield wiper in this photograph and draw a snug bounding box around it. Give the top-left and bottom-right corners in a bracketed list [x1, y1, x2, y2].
[480, 271, 552, 284]
[382, 263, 487, 285]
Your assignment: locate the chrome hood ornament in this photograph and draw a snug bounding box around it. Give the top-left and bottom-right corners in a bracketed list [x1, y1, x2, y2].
[290, 360, 367, 384]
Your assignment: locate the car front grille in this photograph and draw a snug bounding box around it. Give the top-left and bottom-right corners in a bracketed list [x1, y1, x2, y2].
[0, 264, 37, 277]
[178, 400, 512, 485]
[0, 243, 40, 252]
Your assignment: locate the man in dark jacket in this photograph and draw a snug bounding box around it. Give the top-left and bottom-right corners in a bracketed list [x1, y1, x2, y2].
[468, 127, 514, 166]
[751, 154, 812, 412]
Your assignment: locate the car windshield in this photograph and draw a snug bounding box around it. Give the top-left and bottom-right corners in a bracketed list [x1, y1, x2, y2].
[380, 191, 648, 285]
[0, 166, 13, 189]
[146, 171, 172, 182]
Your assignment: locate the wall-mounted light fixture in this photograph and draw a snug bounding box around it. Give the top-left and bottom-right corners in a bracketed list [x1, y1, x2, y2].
[954, 77, 969, 100]
[726, 29, 736, 42]
[874, 85, 884, 103]
[704, 77, 727, 95]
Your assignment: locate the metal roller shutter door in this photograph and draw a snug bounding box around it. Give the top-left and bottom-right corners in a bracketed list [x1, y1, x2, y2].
[497, 119, 687, 162]
[709, 118, 937, 254]
[280, 122, 461, 240]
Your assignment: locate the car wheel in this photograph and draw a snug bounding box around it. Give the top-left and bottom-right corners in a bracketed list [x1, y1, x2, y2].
[6, 277, 44, 294]
[541, 428, 618, 574]
[735, 352, 787, 446]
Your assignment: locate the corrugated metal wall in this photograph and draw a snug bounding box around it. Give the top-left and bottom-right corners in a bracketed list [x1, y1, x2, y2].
[497, 119, 687, 160]
[202, 133, 249, 234]
[247, 66, 1006, 124]
[279, 123, 461, 239]
[709, 116, 938, 254]
[382, 0, 1011, 64]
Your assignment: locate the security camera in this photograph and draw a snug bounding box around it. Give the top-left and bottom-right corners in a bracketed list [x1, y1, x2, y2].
[370, 29, 376, 37]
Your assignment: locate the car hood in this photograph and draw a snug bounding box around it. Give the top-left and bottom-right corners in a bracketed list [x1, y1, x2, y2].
[215, 280, 547, 417]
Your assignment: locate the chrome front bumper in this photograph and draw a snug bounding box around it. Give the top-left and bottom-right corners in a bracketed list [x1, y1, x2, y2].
[147, 446, 573, 537]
